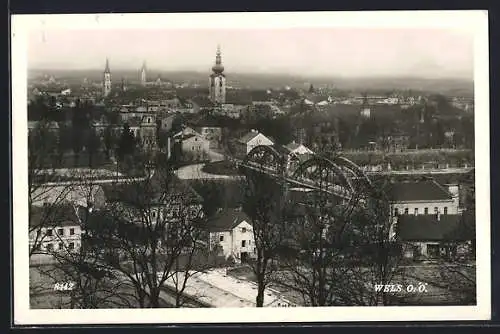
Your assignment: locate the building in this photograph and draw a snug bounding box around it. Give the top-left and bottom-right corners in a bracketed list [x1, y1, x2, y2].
[208, 45, 226, 104]
[140, 61, 147, 86]
[195, 126, 223, 149]
[396, 213, 474, 260]
[387, 180, 460, 217]
[29, 204, 83, 263]
[103, 58, 112, 97]
[235, 130, 274, 157]
[174, 129, 210, 161]
[284, 141, 314, 156]
[207, 208, 256, 263]
[139, 113, 157, 151]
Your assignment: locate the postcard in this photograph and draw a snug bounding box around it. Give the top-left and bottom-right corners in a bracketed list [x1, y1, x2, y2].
[11, 10, 490, 324]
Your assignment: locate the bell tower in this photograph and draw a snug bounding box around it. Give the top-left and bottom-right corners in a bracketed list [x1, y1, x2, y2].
[103, 58, 112, 97]
[208, 45, 226, 104]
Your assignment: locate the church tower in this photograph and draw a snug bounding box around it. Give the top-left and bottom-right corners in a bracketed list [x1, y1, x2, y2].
[103, 58, 112, 97]
[208, 45, 226, 104]
[140, 61, 147, 86]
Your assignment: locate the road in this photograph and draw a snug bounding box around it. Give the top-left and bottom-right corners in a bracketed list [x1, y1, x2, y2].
[175, 163, 244, 180]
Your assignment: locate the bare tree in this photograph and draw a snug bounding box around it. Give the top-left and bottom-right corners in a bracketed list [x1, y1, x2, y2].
[275, 176, 401, 306]
[86, 162, 208, 308]
[242, 169, 287, 307]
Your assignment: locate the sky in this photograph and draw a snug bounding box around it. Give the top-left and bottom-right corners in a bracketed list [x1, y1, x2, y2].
[28, 27, 474, 79]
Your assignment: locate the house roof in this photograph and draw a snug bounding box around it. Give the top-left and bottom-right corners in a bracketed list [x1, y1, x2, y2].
[30, 204, 80, 228]
[397, 213, 475, 241]
[206, 208, 252, 232]
[237, 131, 261, 144]
[386, 180, 453, 202]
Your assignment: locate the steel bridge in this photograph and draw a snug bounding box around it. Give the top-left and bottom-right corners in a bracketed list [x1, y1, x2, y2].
[235, 145, 374, 202]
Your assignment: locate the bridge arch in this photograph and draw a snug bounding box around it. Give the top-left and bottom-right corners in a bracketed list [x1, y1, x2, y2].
[242, 145, 287, 176]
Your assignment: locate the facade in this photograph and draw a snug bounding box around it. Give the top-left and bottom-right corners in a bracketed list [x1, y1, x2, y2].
[29, 204, 83, 263]
[396, 213, 474, 260]
[236, 130, 274, 156]
[196, 126, 223, 149]
[208, 46, 226, 104]
[139, 113, 157, 151]
[388, 180, 460, 217]
[177, 132, 210, 161]
[207, 208, 256, 263]
[103, 58, 112, 97]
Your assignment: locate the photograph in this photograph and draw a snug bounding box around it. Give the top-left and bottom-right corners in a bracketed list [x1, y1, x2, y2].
[11, 10, 490, 324]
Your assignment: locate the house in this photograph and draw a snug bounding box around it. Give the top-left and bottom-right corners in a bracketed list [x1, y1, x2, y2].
[158, 114, 177, 132]
[195, 126, 223, 149]
[207, 208, 256, 263]
[396, 213, 475, 260]
[235, 130, 274, 157]
[29, 204, 83, 263]
[139, 113, 157, 151]
[387, 180, 460, 217]
[284, 141, 314, 156]
[175, 131, 210, 162]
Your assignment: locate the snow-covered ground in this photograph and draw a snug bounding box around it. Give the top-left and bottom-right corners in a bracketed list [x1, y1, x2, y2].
[161, 268, 294, 308]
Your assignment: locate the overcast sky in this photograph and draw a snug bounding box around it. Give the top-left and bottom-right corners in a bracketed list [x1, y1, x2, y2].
[28, 28, 474, 79]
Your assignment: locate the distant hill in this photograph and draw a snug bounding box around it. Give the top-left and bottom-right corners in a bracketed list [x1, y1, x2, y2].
[28, 68, 473, 97]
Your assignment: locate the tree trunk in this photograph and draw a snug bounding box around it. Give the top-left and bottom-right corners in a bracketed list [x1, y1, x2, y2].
[256, 281, 265, 307]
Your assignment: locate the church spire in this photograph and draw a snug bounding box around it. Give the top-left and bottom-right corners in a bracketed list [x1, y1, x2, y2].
[104, 58, 110, 73]
[212, 45, 224, 74]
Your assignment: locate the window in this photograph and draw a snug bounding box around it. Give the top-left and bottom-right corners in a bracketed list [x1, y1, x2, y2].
[444, 207, 448, 215]
[414, 208, 419, 215]
[434, 207, 439, 214]
[241, 240, 246, 247]
[58, 242, 64, 250]
[152, 212, 156, 218]
[68, 242, 75, 250]
[57, 228, 64, 236]
[46, 229, 53, 236]
[46, 243, 53, 251]
[69, 228, 75, 235]
[394, 208, 399, 216]
[424, 207, 429, 214]
[242, 227, 247, 233]
[219, 235, 224, 242]
[404, 208, 409, 215]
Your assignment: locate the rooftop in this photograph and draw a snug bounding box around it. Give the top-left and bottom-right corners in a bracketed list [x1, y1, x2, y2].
[397, 213, 475, 241]
[387, 180, 453, 202]
[206, 208, 251, 232]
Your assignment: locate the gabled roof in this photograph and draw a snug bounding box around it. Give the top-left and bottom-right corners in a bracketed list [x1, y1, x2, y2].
[206, 208, 252, 232]
[238, 131, 261, 144]
[238, 131, 273, 145]
[30, 204, 80, 228]
[386, 180, 453, 202]
[397, 214, 475, 241]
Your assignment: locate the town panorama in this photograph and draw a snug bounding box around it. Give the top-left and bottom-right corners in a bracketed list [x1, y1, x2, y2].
[28, 45, 476, 309]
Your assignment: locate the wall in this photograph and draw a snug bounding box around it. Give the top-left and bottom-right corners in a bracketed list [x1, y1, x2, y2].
[391, 199, 458, 216]
[209, 221, 256, 262]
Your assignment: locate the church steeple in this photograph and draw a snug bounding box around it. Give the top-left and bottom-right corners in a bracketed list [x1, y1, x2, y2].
[103, 58, 112, 97]
[209, 45, 226, 104]
[212, 45, 224, 74]
[104, 58, 110, 73]
[140, 61, 147, 86]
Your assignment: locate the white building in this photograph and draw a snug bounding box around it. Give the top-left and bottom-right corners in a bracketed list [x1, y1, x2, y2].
[29, 204, 83, 264]
[207, 208, 256, 263]
[284, 141, 314, 156]
[236, 130, 274, 156]
[388, 180, 460, 217]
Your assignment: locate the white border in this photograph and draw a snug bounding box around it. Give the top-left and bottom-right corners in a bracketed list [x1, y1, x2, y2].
[12, 10, 490, 325]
